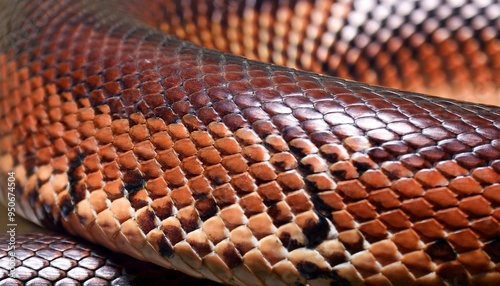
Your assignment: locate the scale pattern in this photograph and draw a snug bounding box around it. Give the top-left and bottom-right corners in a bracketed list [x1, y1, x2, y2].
[0, 1, 499, 285]
[0, 233, 220, 285]
[140, 0, 500, 105]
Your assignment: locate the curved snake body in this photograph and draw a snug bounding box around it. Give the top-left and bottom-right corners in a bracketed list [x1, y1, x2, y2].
[0, 1, 499, 285]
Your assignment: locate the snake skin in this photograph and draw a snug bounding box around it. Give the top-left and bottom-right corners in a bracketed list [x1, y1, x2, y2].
[0, 0, 499, 285]
[0, 233, 220, 285]
[140, 0, 500, 105]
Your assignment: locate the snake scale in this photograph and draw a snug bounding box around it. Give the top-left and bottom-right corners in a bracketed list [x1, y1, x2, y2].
[0, 0, 499, 285]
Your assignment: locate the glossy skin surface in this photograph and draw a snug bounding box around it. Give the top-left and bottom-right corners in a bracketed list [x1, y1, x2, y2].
[0, 233, 221, 285]
[0, 1, 499, 285]
[141, 0, 500, 105]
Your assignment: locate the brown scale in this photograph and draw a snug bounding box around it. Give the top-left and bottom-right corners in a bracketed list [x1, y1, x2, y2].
[0, 0, 500, 285]
[153, 1, 498, 102]
[0, 233, 221, 285]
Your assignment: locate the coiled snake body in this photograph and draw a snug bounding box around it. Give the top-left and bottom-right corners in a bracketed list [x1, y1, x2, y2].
[0, 0, 499, 285]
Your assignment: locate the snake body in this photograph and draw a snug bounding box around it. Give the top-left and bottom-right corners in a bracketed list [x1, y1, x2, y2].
[0, 0, 499, 285]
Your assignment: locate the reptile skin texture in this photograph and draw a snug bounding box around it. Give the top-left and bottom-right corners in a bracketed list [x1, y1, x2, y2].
[0, 0, 499, 285]
[0, 233, 220, 285]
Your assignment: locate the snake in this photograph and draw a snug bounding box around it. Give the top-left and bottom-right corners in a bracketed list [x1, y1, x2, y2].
[0, 0, 499, 285]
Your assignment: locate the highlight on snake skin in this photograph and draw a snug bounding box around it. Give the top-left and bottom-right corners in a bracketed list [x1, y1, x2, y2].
[0, 0, 499, 285]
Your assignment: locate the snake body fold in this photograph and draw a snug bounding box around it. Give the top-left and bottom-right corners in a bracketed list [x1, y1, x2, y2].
[0, 0, 499, 285]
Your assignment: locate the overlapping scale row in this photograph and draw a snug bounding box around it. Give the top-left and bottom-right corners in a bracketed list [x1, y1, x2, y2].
[144, 0, 500, 105]
[0, 1, 499, 286]
[0, 233, 221, 285]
